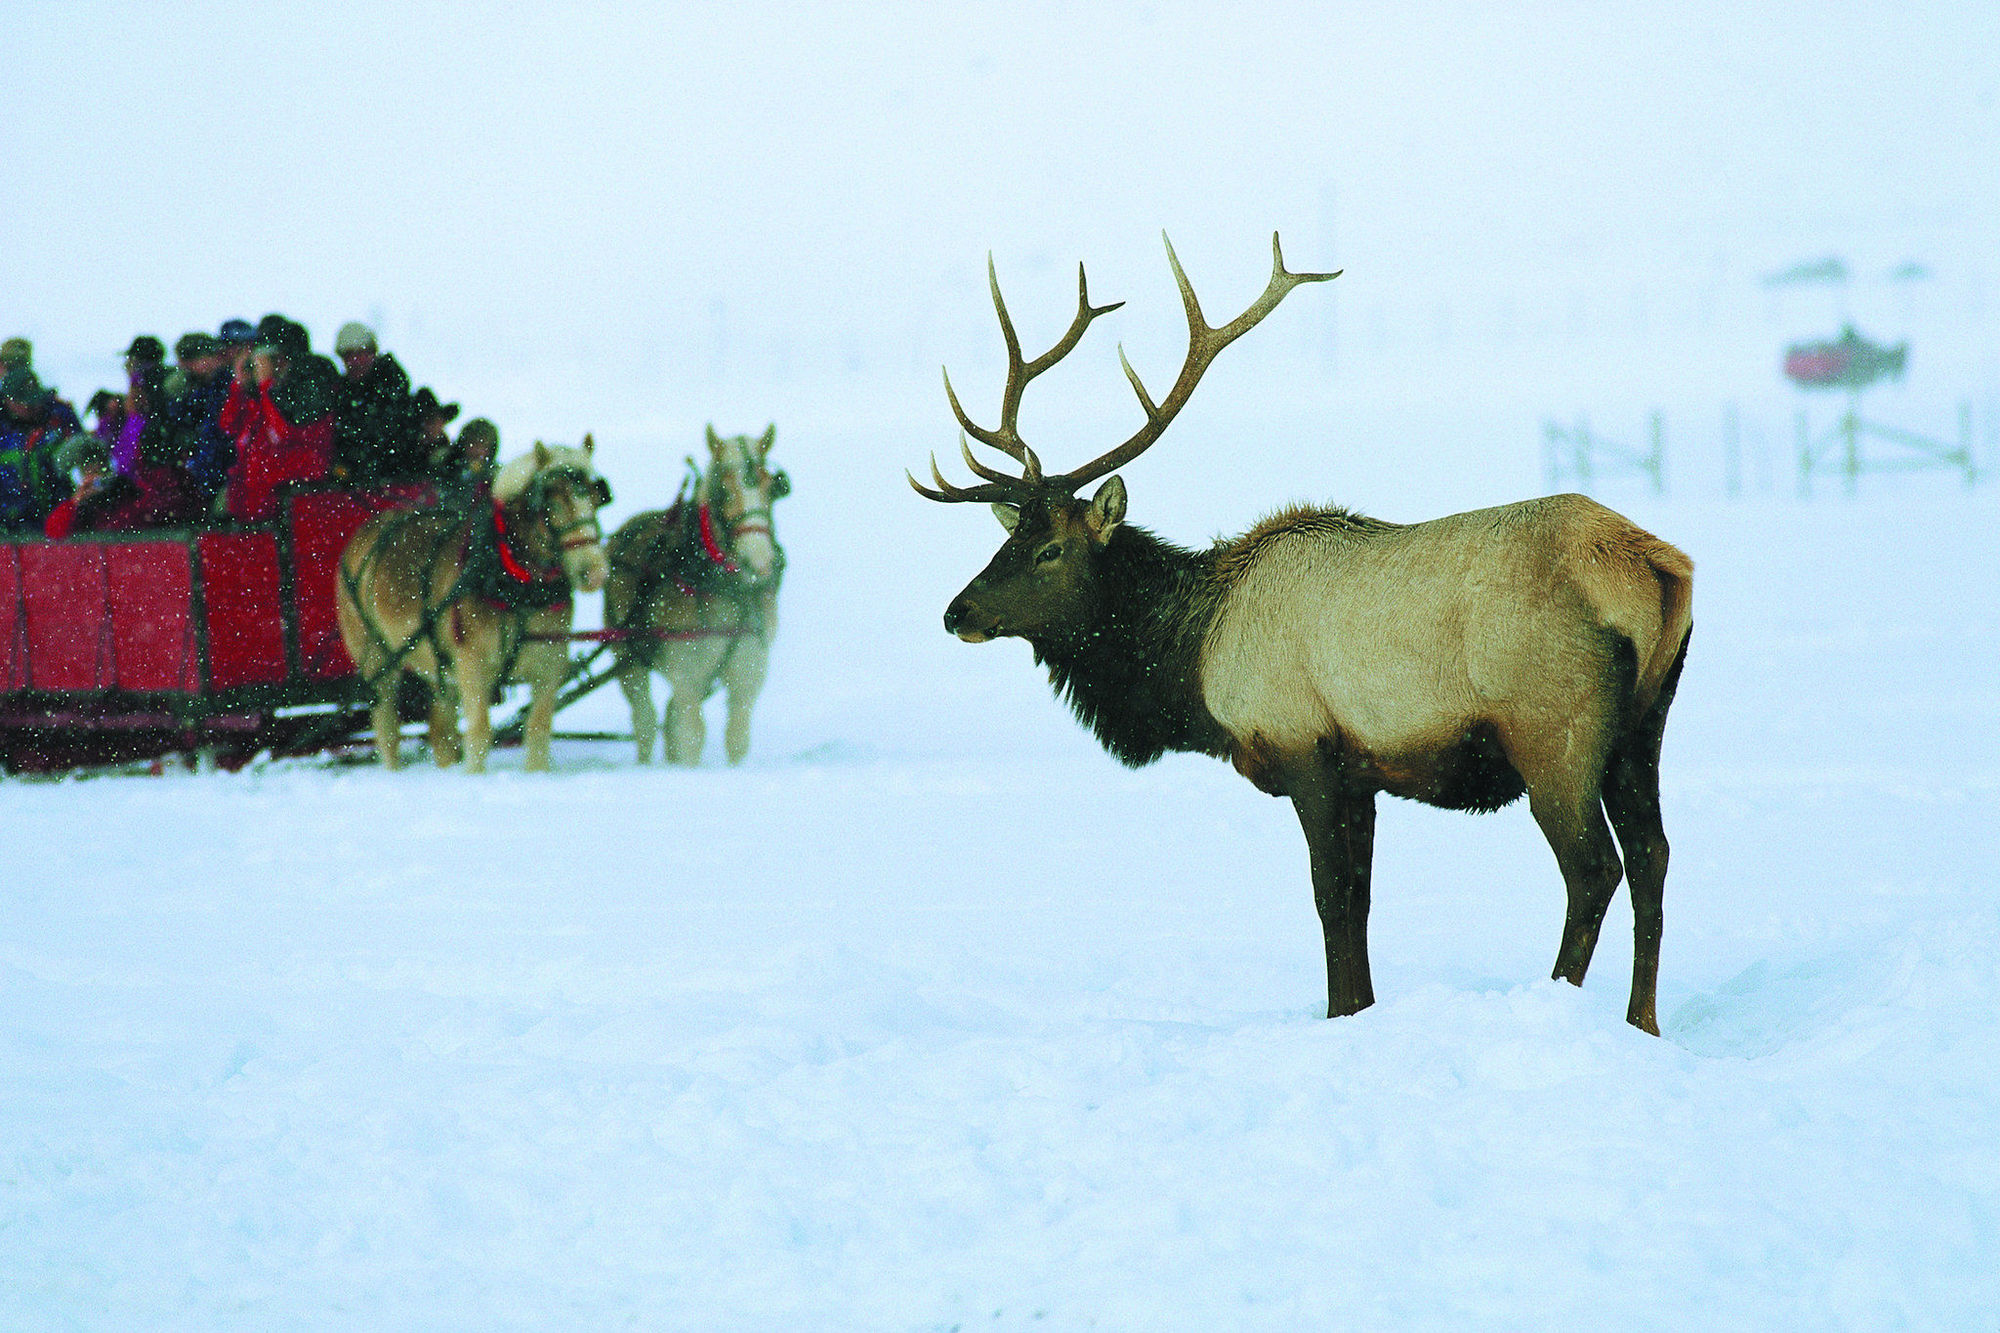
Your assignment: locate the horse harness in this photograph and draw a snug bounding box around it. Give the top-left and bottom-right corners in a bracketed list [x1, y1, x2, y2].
[340, 472, 604, 702]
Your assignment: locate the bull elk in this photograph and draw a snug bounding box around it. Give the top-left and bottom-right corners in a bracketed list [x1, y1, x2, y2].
[910, 234, 1693, 1033]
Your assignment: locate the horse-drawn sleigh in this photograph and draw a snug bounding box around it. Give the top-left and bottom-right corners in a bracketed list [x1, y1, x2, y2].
[0, 426, 786, 775]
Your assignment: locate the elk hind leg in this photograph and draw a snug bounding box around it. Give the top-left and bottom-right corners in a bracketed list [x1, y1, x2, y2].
[1601, 636, 1688, 1035]
[1522, 750, 1624, 993]
[1288, 750, 1378, 1019]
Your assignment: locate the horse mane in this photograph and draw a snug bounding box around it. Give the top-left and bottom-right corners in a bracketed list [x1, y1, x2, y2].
[492, 444, 597, 504]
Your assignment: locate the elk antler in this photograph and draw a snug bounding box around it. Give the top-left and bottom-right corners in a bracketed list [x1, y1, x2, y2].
[910, 258, 1123, 504]
[910, 233, 1337, 505]
[1048, 232, 1338, 492]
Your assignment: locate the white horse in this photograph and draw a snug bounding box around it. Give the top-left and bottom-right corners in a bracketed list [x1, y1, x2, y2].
[604, 425, 787, 765]
[336, 441, 611, 772]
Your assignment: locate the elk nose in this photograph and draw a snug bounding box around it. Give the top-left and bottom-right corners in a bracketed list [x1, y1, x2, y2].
[942, 601, 966, 635]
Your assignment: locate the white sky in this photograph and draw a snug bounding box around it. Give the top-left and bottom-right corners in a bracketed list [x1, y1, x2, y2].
[7, 1, 1996, 445]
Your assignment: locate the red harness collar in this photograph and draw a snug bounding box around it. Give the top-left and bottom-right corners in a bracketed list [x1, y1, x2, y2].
[492, 497, 565, 584]
[697, 503, 739, 572]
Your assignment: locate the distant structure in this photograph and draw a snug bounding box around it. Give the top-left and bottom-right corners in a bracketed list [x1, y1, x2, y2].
[1785, 325, 1973, 493]
[1783, 325, 1907, 393]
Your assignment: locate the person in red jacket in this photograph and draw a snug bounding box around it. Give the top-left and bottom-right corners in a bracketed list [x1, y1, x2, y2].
[218, 318, 338, 522]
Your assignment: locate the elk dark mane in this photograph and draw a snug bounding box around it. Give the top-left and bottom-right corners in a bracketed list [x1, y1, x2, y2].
[1033, 524, 1232, 768]
[1217, 504, 1401, 580]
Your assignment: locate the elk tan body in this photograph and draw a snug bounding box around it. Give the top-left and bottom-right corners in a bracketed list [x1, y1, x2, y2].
[606, 426, 785, 765]
[335, 442, 611, 773]
[1203, 496, 1691, 799]
[913, 234, 1693, 1033]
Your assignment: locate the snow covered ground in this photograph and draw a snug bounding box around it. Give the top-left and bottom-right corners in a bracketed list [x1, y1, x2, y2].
[3, 434, 1995, 1328]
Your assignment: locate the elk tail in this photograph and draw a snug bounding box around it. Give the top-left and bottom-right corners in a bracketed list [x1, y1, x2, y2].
[1630, 536, 1693, 716]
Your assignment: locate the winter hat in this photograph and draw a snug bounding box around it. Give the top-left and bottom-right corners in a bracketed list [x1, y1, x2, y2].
[54, 432, 110, 475]
[175, 331, 220, 361]
[458, 417, 499, 456]
[412, 387, 461, 425]
[333, 322, 378, 355]
[0, 337, 30, 370]
[123, 335, 166, 366]
[1, 367, 49, 404]
[255, 319, 310, 360]
[218, 319, 255, 346]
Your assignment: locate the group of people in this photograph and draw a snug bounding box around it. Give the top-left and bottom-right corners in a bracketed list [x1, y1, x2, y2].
[0, 318, 499, 539]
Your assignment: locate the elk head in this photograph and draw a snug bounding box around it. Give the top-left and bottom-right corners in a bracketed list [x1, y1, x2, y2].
[911, 232, 1338, 647]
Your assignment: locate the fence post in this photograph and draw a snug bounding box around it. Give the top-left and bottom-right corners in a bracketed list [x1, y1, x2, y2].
[1959, 401, 1976, 487]
[1841, 394, 1861, 494]
[1797, 409, 1812, 497]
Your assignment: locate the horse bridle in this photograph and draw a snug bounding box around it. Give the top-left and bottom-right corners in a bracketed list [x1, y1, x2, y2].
[527, 465, 612, 553]
[711, 463, 789, 577]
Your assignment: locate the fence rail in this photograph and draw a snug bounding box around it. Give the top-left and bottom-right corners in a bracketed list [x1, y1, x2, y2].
[1543, 413, 1665, 495]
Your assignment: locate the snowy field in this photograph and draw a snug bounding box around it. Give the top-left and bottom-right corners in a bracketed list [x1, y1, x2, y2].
[8, 4, 1999, 1327]
[3, 437, 1996, 1328]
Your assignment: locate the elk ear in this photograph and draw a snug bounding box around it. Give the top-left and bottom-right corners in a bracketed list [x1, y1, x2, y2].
[1084, 475, 1126, 543]
[705, 423, 722, 452]
[534, 441, 550, 469]
[759, 424, 776, 453]
[991, 502, 1022, 533]
[581, 432, 595, 457]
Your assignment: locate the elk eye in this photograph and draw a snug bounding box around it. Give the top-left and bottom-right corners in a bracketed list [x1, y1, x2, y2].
[1035, 543, 1063, 565]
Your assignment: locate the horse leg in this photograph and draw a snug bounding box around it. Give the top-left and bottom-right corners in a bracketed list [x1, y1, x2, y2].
[427, 691, 462, 768]
[665, 682, 705, 766]
[721, 643, 768, 766]
[459, 653, 497, 774]
[617, 654, 658, 763]
[662, 644, 713, 767]
[370, 678, 403, 771]
[521, 672, 558, 773]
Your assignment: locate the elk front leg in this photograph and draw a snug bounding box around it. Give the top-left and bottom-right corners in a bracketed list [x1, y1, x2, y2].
[1289, 766, 1378, 1019]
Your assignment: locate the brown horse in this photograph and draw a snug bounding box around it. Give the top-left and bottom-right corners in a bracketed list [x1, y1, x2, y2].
[335, 441, 611, 772]
[604, 425, 786, 765]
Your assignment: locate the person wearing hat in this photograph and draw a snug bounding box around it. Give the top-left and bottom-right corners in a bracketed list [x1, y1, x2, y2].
[164, 332, 237, 506]
[122, 335, 167, 379]
[412, 386, 464, 477]
[0, 337, 32, 377]
[64, 360, 199, 534]
[330, 321, 424, 483]
[0, 368, 82, 531]
[217, 316, 340, 521]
